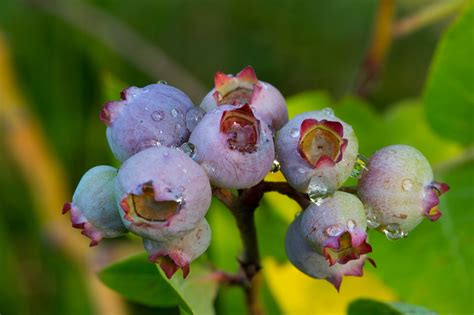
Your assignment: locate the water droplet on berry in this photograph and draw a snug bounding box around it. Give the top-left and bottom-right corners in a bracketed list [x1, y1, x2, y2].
[158, 80, 168, 84]
[322, 107, 334, 116]
[178, 142, 196, 159]
[290, 128, 299, 138]
[351, 154, 369, 178]
[177, 185, 185, 193]
[402, 179, 413, 191]
[382, 223, 407, 240]
[163, 151, 170, 157]
[175, 123, 182, 132]
[271, 160, 281, 173]
[185, 107, 205, 131]
[365, 207, 380, 229]
[297, 167, 306, 174]
[347, 220, 356, 231]
[326, 224, 344, 237]
[171, 108, 178, 117]
[151, 110, 165, 122]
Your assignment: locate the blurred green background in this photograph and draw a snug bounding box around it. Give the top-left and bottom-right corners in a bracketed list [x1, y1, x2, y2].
[0, 0, 472, 314]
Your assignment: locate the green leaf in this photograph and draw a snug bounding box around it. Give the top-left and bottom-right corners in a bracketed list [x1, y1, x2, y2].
[99, 253, 179, 307]
[369, 162, 474, 313]
[348, 299, 435, 315]
[423, 3, 474, 144]
[166, 263, 219, 315]
[286, 90, 331, 118]
[383, 100, 462, 165]
[348, 299, 402, 315]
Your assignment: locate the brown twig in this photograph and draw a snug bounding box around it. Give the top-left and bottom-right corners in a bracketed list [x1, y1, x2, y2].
[261, 181, 311, 209]
[355, 0, 396, 97]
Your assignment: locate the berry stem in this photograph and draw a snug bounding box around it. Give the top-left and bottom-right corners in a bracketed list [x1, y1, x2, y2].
[213, 180, 312, 315]
[260, 181, 311, 209]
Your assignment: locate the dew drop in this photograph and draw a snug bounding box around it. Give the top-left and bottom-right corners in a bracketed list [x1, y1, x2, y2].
[382, 223, 407, 240]
[175, 123, 182, 132]
[171, 108, 179, 118]
[322, 107, 334, 116]
[158, 80, 168, 85]
[178, 142, 196, 159]
[290, 128, 299, 138]
[271, 160, 281, 173]
[325, 224, 344, 237]
[177, 185, 185, 193]
[307, 177, 331, 204]
[365, 207, 380, 229]
[297, 167, 306, 174]
[402, 179, 413, 191]
[185, 107, 205, 131]
[151, 110, 165, 122]
[347, 219, 356, 231]
[351, 154, 369, 178]
[163, 151, 170, 157]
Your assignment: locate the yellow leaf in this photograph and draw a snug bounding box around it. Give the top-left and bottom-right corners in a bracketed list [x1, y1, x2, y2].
[263, 258, 397, 315]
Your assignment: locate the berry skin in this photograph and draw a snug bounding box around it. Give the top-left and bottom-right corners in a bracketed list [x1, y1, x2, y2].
[358, 145, 449, 237]
[115, 146, 212, 242]
[300, 192, 372, 266]
[189, 104, 275, 189]
[276, 109, 358, 195]
[143, 219, 211, 279]
[285, 215, 371, 291]
[63, 165, 128, 246]
[101, 83, 194, 162]
[200, 66, 289, 131]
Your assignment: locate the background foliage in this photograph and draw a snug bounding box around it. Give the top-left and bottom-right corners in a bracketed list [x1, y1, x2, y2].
[0, 0, 472, 314]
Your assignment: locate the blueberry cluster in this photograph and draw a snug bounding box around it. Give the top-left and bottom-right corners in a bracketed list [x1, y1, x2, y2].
[63, 66, 448, 287]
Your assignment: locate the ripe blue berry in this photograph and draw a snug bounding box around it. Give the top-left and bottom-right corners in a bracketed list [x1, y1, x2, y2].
[200, 66, 289, 131]
[101, 83, 194, 161]
[276, 109, 358, 195]
[358, 145, 449, 239]
[63, 165, 128, 246]
[300, 192, 372, 265]
[286, 215, 372, 291]
[115, 146, 212, 241]
[143, 219, 211, 279]
[189, 104, 275, 189]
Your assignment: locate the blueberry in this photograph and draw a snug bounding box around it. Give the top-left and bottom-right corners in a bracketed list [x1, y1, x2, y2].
[115, 146, 212, 241]
[101, 83, 194, 161]
[189, 104, 275, 189]
[63, 165, 127, 246]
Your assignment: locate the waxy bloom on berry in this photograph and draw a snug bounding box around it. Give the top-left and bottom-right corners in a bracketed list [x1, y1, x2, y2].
[358, 145, 449, 238]
[63, 166, 127, 246]
[115, 147, 212, 242]
[300, 192, 372, 266]
[200, 66, 288, 131]
[285, 215, 372, 291]
[143, 219, 211, 279]
[276, 109, 358, 194]
[190, 104, 275, 189]
[101, 83, 194, 162]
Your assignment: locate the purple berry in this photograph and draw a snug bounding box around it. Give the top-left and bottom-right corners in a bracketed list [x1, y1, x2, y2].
[276, 109, 358, 195]
[189, 104, 275, 189]
[143, 219, 211, 279]
[358, 145, 449, 238]
[115, 146, 212, 241]
[300, 192, 372, 266]
[63, 165, 128, 246]
[101, 83, 194, 161]
[285, 215, 373, 291]
[200, 66, 289, 131]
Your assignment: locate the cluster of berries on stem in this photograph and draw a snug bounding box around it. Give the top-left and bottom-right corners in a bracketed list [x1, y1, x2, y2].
[63, 66, 449, 312]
